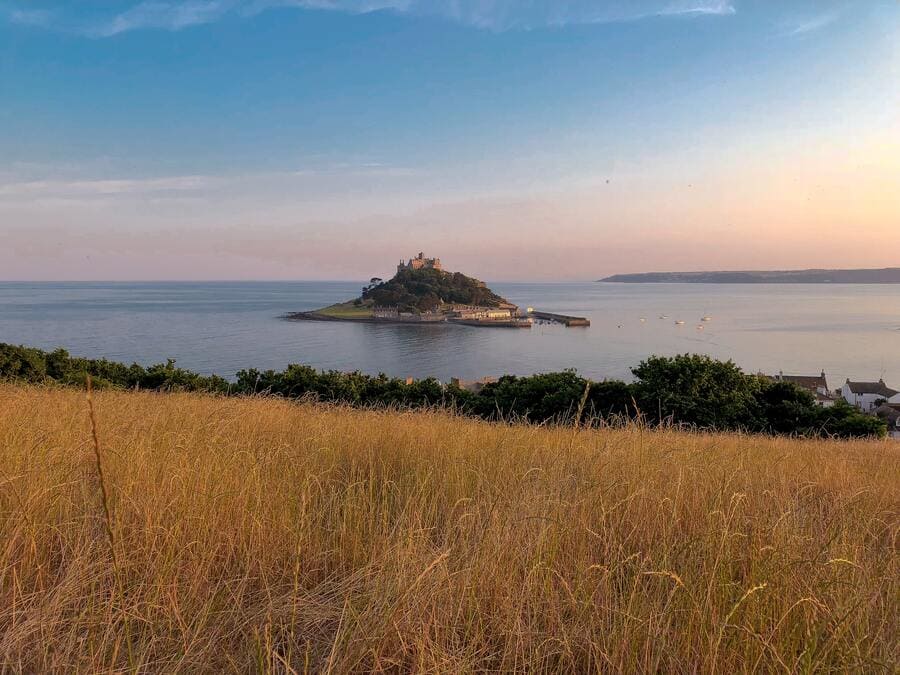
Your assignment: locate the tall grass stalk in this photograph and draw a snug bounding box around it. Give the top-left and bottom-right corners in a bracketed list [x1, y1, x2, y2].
[85, 375, 119, 576]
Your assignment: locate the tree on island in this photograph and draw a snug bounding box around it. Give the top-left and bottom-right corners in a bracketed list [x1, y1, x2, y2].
[361, 267, 508, 313]
[362, 277, 383, 294]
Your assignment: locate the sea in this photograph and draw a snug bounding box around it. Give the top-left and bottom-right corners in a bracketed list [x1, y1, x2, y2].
[1, 281, 898, 386]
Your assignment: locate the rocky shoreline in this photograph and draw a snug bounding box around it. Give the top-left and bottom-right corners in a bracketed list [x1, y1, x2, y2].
[283, 311, 532, 328]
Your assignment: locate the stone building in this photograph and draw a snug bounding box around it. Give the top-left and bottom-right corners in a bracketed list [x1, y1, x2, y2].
[373, 306, 399, 319]
[451, 306, 516, 320]
[398, 252, 442, 273]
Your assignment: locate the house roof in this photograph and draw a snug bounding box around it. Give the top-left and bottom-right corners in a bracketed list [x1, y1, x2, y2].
[873, 404, 900, 426]
[769, 371, 827, 391]
[845, 380, 898, 397]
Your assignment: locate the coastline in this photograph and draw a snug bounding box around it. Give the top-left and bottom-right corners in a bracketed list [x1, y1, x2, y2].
[282, 311, 533, 328]
[597, 267, 900, 284]
[283, 311, 390, 323]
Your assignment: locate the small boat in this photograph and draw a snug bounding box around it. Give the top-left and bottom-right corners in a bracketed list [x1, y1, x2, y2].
[675, 320, 685, 326]
[696, 325, 704, 330]
[659, 315, 668, 319]
[639, 317, 647, 322]
[701, 316, 712, 322]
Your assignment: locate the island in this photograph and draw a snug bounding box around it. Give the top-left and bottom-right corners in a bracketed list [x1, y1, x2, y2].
[285, 252, 589, 328]
[598, 267, 900, 284]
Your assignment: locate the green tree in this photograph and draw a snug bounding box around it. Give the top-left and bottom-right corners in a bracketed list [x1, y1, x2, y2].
[753, 380, 820, 435]
[631, 354, 763, 430]
[816, 401, 887, 438]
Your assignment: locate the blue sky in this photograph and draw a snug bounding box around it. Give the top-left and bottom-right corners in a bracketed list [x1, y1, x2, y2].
[1, 0, 897, 280]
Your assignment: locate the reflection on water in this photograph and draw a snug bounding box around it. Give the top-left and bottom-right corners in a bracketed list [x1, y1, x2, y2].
[0, 281, 897, 385]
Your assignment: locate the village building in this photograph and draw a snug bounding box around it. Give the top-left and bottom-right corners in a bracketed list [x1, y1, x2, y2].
[373, 306, 399, 319]
[372, 306, 445, 322]
[450, 305, 517, 321]
[398, 252, 442, 274]
[841, 379, 899, 413]
[449, 376, 497, 394]
[873, 403, 900, 440]
[768, 370, 835, 407]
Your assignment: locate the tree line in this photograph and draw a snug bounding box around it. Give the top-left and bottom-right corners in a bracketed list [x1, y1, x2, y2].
[0, 343, 886, 438]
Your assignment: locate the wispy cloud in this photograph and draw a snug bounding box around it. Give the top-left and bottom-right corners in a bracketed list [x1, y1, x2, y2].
[93, 1, 236, 37]
[781, 10, 839, 37]
[0, 174, 220, 198]
[4, 0, 736, 37]
[7, 7, 56, 28]
[0, 163, 418, 201]
[658, 1, 735, 17]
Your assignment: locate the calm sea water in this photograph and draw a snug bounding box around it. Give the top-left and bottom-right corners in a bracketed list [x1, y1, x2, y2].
[1, 282, 898, 386]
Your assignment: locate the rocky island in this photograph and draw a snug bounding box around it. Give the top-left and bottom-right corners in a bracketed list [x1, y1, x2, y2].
[286, 252, 588, 328]
[286, 253, 529, 327]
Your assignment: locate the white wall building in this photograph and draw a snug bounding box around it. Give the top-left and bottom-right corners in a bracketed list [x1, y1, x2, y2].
[841, 379, 899, 413]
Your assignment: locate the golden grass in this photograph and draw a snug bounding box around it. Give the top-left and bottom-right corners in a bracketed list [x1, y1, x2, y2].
[0, 384, 897, 673]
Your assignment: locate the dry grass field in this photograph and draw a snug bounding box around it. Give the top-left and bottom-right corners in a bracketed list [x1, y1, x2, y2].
[0, 384, 897, 673]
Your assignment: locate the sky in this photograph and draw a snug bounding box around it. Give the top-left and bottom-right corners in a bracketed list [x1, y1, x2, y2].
[0, 0, 898, 281]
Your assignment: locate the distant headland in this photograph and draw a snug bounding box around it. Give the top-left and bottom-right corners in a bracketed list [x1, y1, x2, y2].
[285, 252, 589, 328]
[598, 267, 900, 284]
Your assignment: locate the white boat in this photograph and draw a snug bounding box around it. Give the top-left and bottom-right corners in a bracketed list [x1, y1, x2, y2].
[659, 315, 668, 319]
[675, 320, 685, 325]
[701, 316, 712, 322]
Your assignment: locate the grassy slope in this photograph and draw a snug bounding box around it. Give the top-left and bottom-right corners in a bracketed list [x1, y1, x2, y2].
[315, 300, 374, 318]
[1, 385, 897, 672]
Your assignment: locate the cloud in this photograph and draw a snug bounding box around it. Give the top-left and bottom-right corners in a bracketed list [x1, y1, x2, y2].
[7, 7, 55, 28]
[0, 163, 418, 202]
[658, 1, 735, 17]
[0, 175, 220, 198]
[4, 0, 736, 37]
[93, 1, 236, 37]
[781, 11, 839, 37]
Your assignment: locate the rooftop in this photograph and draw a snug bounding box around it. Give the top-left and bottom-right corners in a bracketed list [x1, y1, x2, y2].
[771, 371, 828, 391]
[873, 404, 900, 426]
[844, 379, 898, 397]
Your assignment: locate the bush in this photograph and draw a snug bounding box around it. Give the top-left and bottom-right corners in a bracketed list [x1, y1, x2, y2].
[0, 343, 886, 439]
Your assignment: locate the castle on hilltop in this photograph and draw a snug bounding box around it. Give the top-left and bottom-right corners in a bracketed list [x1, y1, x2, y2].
[398, 252, 442, 274]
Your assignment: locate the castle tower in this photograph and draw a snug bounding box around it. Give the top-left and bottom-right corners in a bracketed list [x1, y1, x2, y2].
[398, 252, 442, 273]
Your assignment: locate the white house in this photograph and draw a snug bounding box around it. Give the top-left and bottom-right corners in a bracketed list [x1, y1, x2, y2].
[841, 379, 899, 413]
